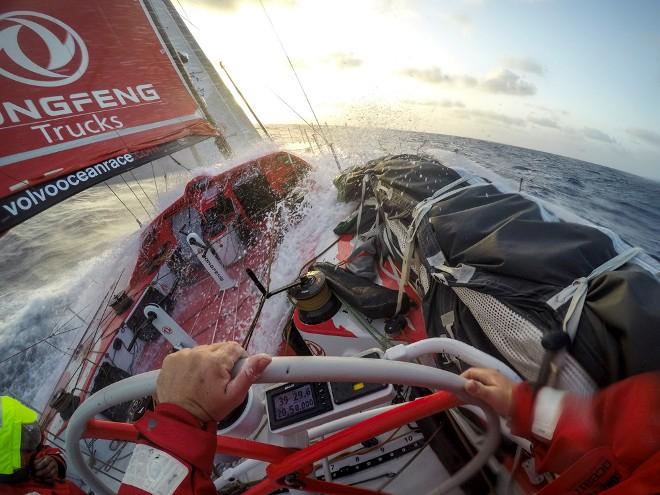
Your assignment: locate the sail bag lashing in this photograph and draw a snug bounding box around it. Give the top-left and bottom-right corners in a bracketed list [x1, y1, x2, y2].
[334, 155, 660, 390]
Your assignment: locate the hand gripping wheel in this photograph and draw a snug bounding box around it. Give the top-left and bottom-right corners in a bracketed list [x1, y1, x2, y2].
[65, 355, 502, 495]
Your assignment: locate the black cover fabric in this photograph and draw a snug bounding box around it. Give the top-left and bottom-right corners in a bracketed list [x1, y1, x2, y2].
[333, 205, 377, 235]
[335, 155, 660, 387]
[91, 362, 132, 421]
[314, 262, 412, 319]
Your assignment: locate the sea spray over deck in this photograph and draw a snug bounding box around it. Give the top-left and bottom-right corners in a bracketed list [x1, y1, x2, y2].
[1, 129, 658, 409]
[249, 153, 354, 355]
[0, 144, 352, 408]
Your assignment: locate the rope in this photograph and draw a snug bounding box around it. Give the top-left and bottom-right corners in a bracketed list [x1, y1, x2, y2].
[174, 0, 199, 30]
[547, 246, 642, 339]
[376, 423, 444, 493]
[337, 295, 392, 350]
[355, 175, 370, 239]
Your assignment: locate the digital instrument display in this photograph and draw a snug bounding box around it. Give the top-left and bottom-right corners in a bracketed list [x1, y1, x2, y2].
[273, 384, 316, 421]
[266, 350, 391, 433]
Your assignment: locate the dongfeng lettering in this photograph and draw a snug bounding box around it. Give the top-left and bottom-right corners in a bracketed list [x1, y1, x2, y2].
[0, 84, 161, 144]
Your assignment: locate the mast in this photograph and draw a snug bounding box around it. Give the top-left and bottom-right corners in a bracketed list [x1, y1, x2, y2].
[143, 0, 232, 157]
[145, 0, 263, 152]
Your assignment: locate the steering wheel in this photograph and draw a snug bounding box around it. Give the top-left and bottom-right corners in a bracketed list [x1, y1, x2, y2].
[65, 355, 502, 495]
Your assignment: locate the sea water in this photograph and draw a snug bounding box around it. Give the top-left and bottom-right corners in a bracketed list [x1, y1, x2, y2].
[1, 127, 658, 409]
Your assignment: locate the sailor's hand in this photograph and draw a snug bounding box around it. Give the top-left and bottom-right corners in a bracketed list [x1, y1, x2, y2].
[461, 367, 515, 417]
[156, 342, 271, 422]
[34, 455, 59, 482]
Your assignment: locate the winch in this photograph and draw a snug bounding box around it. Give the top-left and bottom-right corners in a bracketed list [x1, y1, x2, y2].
[288, 270, 341, 324]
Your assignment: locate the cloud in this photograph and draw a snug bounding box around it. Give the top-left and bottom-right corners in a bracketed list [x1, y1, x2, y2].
[440, 99, 466, 108]
[450, 13, 471, 26]
[400, 67, 455, 84]
[528, 116, 560, 129]
[456, 108, 526, 127]
[404, 99, 466, 108]
[325, 53, 362, 69]
[505, 57, 545, 76]
[583, 127, 616, 144]
[400, 66, 535, 96]
[627, 128, 660, 148]
[481, 69, 537, 95]
[526, 103, 570, 117]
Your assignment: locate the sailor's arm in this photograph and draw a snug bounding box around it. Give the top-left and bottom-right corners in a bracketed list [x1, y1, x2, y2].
[463, 368, 660, 491]
[118, 343, 271, 495]
[506, 372, 660, 475]
[34, 445, 67, 481]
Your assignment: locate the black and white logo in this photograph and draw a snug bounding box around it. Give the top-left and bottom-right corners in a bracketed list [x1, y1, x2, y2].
[0, 11, 88, 87]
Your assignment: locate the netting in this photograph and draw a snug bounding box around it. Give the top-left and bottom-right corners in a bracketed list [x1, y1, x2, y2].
[453, 287, 597, 395]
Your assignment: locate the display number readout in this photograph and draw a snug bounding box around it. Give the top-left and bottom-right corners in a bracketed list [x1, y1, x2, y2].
[273, 384, 316, 420]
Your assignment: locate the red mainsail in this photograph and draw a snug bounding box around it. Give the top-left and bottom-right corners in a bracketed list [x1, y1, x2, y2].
[0, 0, 219, 233]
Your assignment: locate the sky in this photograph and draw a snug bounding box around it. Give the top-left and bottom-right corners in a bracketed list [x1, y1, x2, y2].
[176, 0, 660, 180]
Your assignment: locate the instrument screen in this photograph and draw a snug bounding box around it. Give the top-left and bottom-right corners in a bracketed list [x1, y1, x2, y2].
[273, 383, 316, 421]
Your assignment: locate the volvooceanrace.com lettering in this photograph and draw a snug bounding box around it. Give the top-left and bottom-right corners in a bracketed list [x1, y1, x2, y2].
[1, 153, 134, 216]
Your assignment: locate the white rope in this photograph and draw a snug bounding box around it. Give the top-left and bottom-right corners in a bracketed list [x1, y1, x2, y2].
[355, 174, 370, 239]
[394, 179, 485, 314]
[546, 247, 642, 339]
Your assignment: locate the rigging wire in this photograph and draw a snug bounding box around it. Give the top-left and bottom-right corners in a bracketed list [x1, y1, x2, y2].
[0, 316, 81, 366]
[120, 175, 152, 219]
[258, 0, 342, 170]
[173, 0, 200, 30]
[66, 305, 90, 325]
[130, 171, 157, 210]
[169, 154, 193, 172]
[152, 162, 160, 202]
[219, 61, 273, 140]
[162, 160, 169, 192]
[270, 90, 315, 129]
[258, 0, 323, 132]
[105, 183, 142, 227]
[42, 271, 127, 418]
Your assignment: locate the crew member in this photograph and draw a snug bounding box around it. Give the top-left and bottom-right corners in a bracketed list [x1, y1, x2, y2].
[462, 367, 660, 494]
[118, 343, 659, 494]
[0, 395, 86, 495]
[118, 342, 271, 495]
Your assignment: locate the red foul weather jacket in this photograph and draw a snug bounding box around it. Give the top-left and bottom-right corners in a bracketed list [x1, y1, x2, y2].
[510, 371, 660, 495]
[117, 374, 660, 495]
[117, 403, 217, 495]
[0, 445, 86, 495]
